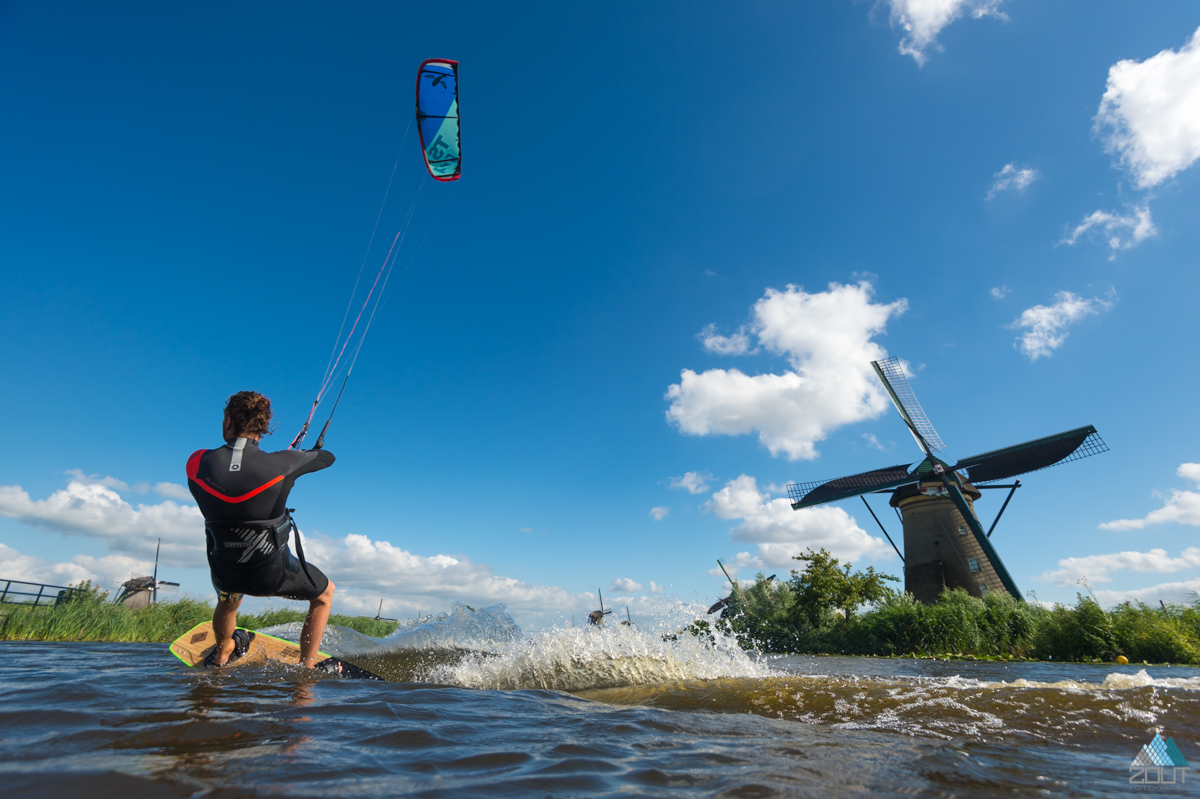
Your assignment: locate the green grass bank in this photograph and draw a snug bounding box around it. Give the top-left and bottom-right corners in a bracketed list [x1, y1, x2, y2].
[0, 584, 400, 643]
[710, 557, 1200, 665]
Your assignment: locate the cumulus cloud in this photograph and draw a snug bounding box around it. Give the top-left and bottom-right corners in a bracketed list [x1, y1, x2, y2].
[1094, 577, 1200, 608]
[154, 482, 192, 500]
[1101, 463, 1200, 530]
[609, 577, 643, 593]
[670, 471, 713, 495]
[1096, 26, 1200, 190]
[990, 285, 1010, 300]
[0, 543, 155, 591]
[1034, 548, 1200, 585]
[986, 163, 1039, 199]
[1062, 205, 1157, 256]
[649, 580, 663, 594]
[649, 506, 670, 521]
[1009, 291, 1113, 361]
[886, 0, 1007, 64]
[698, 324, 753, 356]
[708, 475, 887, 568]
[0, 479, 205, 567]
[301, 533, 581, 615]
[666, 281, 907, 461]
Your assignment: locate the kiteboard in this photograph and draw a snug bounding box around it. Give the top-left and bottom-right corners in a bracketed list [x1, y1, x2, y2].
[169, 621, 383, 680]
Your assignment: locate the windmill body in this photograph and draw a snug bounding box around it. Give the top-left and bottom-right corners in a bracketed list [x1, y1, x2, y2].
[787, 357, 1108, 603]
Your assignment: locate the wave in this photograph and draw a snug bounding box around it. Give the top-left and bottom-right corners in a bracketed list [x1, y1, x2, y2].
[259, 601, 773, 690]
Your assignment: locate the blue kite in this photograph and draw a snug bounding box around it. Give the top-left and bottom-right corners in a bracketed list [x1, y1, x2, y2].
[416, 59, 461, 181]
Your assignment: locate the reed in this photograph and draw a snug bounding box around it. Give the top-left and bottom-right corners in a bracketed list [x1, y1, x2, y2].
[721, 572, 1200, 664]
[0, 586, 400, 643]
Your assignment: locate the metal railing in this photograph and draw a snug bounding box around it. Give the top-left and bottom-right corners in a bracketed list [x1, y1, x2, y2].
[0, 579, 85, 608]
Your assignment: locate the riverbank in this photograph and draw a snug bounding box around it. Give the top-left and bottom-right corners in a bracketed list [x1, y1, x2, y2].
[717, 573, 1200, 665]
[0, 591, 398, 642]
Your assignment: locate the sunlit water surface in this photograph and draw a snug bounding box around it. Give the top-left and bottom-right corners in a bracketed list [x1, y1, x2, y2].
[2, 604, 1197, 797]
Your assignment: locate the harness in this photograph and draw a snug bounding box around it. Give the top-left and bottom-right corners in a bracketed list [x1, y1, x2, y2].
[204, 509, 316, 585]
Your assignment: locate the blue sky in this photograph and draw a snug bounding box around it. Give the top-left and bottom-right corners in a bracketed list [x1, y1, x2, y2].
[2, 1, 1199, 625]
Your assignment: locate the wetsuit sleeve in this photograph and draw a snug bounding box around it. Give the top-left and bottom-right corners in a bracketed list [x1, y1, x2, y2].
[291, 449, 335, 477]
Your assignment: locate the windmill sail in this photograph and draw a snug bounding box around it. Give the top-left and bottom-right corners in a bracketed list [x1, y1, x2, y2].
[872, 357, 945, 452]
[788, 463, 918, 509]
[953, 425, 1107, 484]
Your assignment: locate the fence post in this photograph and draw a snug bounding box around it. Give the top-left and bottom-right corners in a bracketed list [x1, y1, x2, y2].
[0, 581, 9, 604]
[34, 584, 45, 608]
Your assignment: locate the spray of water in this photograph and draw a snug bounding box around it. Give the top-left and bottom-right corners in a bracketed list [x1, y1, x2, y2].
[259, 601, 775, 691]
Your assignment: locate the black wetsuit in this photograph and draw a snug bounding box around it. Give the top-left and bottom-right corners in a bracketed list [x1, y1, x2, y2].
[187, 438, 335, 601]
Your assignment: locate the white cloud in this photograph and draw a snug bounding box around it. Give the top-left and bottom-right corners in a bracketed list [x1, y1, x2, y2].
[64, 469, 131, 491]
[1062, 205, 1157, 256]
[708, 475, 888, 567]
[886, 0, 1007, 65]
[154, 482, 192, 500]
[1095, 26, 1200, 190]
[1094, 577, 1200, 608]
[1009, 291, 1113, 361]
[1034, 548, 1200, 585]
[0, 543, 155, 591]
[670, 471, 713, 495]
[698, 324, 753, 356]
[609, 577, 643, 593]
[986, 163, 1039, 199]
[649, 580, 663, 594]
[666, 281, 907, 461]
[0, 543, 96, 588]
[990, 285, 1010, 300]
[0, 479, 205, 567]
[300, 533, 579, 614]
[1101, 463, 1200, 530]
[649, 506, 670, 521]
[861, 433, 886, 451]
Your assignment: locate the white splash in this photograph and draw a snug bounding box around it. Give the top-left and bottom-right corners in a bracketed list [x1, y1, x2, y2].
[259, 601, 776, 692]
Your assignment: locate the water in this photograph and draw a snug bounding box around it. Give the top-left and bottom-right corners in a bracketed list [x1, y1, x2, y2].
[2, 605, 1198, 797]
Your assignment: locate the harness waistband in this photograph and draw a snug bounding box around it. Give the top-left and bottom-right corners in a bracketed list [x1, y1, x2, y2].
[205, 514, 292, 567]
[204, 511, 316, 587]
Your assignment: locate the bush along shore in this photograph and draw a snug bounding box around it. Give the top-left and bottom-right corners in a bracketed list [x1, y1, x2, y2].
[702, 548, 1200, 665]
[0, 582, 401, 642]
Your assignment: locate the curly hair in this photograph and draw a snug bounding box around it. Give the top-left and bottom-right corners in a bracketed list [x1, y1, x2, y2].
[224, 391, 274, 436]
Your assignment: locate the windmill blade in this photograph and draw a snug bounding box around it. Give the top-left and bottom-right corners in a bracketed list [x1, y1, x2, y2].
[952, 425, 1108, 484]
[787, 462, 918, 509]
[872, 357, 945, 453]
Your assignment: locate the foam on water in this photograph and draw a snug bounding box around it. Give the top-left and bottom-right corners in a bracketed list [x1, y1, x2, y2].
[1006, 668, 1200, 692]
[429, 618, 774, 692]
[259, 601, 775, 691]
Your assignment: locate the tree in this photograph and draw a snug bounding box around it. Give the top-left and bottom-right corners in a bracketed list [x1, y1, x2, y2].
[789, 548, 898, 629]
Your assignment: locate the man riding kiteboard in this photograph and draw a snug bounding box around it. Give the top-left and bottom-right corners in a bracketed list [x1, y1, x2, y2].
[186, 391, 337, 670]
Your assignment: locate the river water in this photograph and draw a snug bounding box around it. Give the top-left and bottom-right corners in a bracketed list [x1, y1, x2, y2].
[2, 605, 1198, 797]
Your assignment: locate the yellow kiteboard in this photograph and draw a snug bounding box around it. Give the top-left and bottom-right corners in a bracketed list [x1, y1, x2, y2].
[169, 621, 383, 679]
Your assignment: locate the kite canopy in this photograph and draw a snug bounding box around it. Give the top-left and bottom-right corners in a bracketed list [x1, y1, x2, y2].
[416, 59, 461, 181]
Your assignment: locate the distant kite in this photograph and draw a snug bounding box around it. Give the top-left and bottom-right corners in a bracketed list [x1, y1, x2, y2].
[416, 59, 461, 181]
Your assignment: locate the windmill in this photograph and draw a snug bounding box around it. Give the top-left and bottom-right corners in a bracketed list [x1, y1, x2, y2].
[115, 538, 180, 607]
[588, 589, 612, 625]
[785, 356, 1109, 603]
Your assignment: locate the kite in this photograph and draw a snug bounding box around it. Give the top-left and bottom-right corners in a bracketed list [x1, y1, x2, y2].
[416, 59, 461, 181]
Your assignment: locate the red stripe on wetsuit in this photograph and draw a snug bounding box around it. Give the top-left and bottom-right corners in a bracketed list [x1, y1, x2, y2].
[187, 449, 284, 504]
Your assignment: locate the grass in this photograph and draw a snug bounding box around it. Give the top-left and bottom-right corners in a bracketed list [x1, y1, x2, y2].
[0, 584, 401, 643]
[716, 573, 1200, 665]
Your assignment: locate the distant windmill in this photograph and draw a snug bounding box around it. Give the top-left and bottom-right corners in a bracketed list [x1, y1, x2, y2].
[588, 589, 612, 625]
[785, 357, 1109, 603]
[116, 538, 180, 607]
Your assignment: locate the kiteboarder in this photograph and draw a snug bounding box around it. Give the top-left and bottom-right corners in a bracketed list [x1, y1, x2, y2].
[186, 391, 337, 670]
